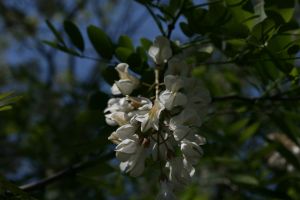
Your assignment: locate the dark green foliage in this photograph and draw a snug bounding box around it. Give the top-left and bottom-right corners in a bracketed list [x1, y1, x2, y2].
[64, 20, 85, 52]
[1, 0, 300, 199]
[87, 25, 114, 59]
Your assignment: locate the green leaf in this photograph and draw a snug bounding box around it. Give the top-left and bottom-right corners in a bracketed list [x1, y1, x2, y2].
[115, 47, 133, 62]
[225, 0, 256, 30]
[249, 19, 277, 45]
[102, 66, 118, 85]
[136, 46, 148, 62]
[0, 105, 12, 111]
[270, 113, 300, 146]
[0, 92, 14, 100]
[87, 25, 114, 59]
[0, 92, 21, 111]
[180, 22, 194, 37]
[231, 174, 259, 186]
[46, 19, 65, 45]
[42, 40, 80, 56]
[64, 20, 85, 52]
[118, 35, 134, 51]
[228, 118, 249, 133]
[239, 122, 260, 143]
[140, 38, 152, 51]
[265, 0, 295, 23]
[126, 53, 143, 73]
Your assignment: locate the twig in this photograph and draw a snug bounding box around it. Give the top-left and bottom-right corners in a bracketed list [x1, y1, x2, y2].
[19, 152, 114, 192]
[78, 54, 104, 62]
[144, 4, 166, 36]
[167, 0, 185, 39]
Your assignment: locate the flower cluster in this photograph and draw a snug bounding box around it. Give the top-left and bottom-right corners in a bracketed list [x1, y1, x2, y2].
[105, 36, 210, 199]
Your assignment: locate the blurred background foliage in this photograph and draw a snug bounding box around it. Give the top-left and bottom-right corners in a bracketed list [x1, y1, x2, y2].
[1, 0, 300, 199]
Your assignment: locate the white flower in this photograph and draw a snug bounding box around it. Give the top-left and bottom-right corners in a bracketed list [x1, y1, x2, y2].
[105, 111, 129, 126]
[166, 157, 194, 186]
[156, 181, 177, 200]
[111, 63, 140, 95]
[115, 136, 147, 177]
[172, 107, 202, 127]
[104, 97, 134, 114]
[183, 77, 211, 117]
[169, 125, 190, 142]
[169, 107, 202, 141]
[104, 97, 153, 127]
[151, 132, 175, 161]
[108, 124, 136, 144]
[159, 75, 187, 110]
[148, 36, 172, 65]
[135, 100, 165, 132]
[127, 97, 152, 119]
[165, 57, 191, 77]
[181, 139, 203, 165]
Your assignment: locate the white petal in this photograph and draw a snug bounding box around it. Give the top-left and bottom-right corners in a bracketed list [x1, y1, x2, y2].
[116, 151, 131, 162]
[183, 158, 196, 177]
[105, 114, 118, 126]
[164, 75, 183, 91]
[173, 92, 187, 108]
[148, 46, 160, 63]
[148, 36, 172, 65]
[194, 134, 206, 145]
[126, 146, 147, 177]
[181, 140, 203, 165]
[109, 112, 128, 126]
[120, 161, 129, 172]
[172, 125, 190, 141]
[108, 132, 120, 144]
[115, 124, 136, 140]
[165, 57, 191, 77]
[115, 139, 137, 154]
[115, 79, 135, 95]
[159, 91, 178, 111]
[161, 47, 172, 63]
[115, 63, 129, 79]
[114, 63, 140, 94]
[111, 83, 121, 95]
[137, 100, 164, 132]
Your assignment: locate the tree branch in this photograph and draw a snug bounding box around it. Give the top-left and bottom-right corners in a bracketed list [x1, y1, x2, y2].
[19, 152, 114, 192]
[143, 3, 166, 36]
[167, 0, 185, 39]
